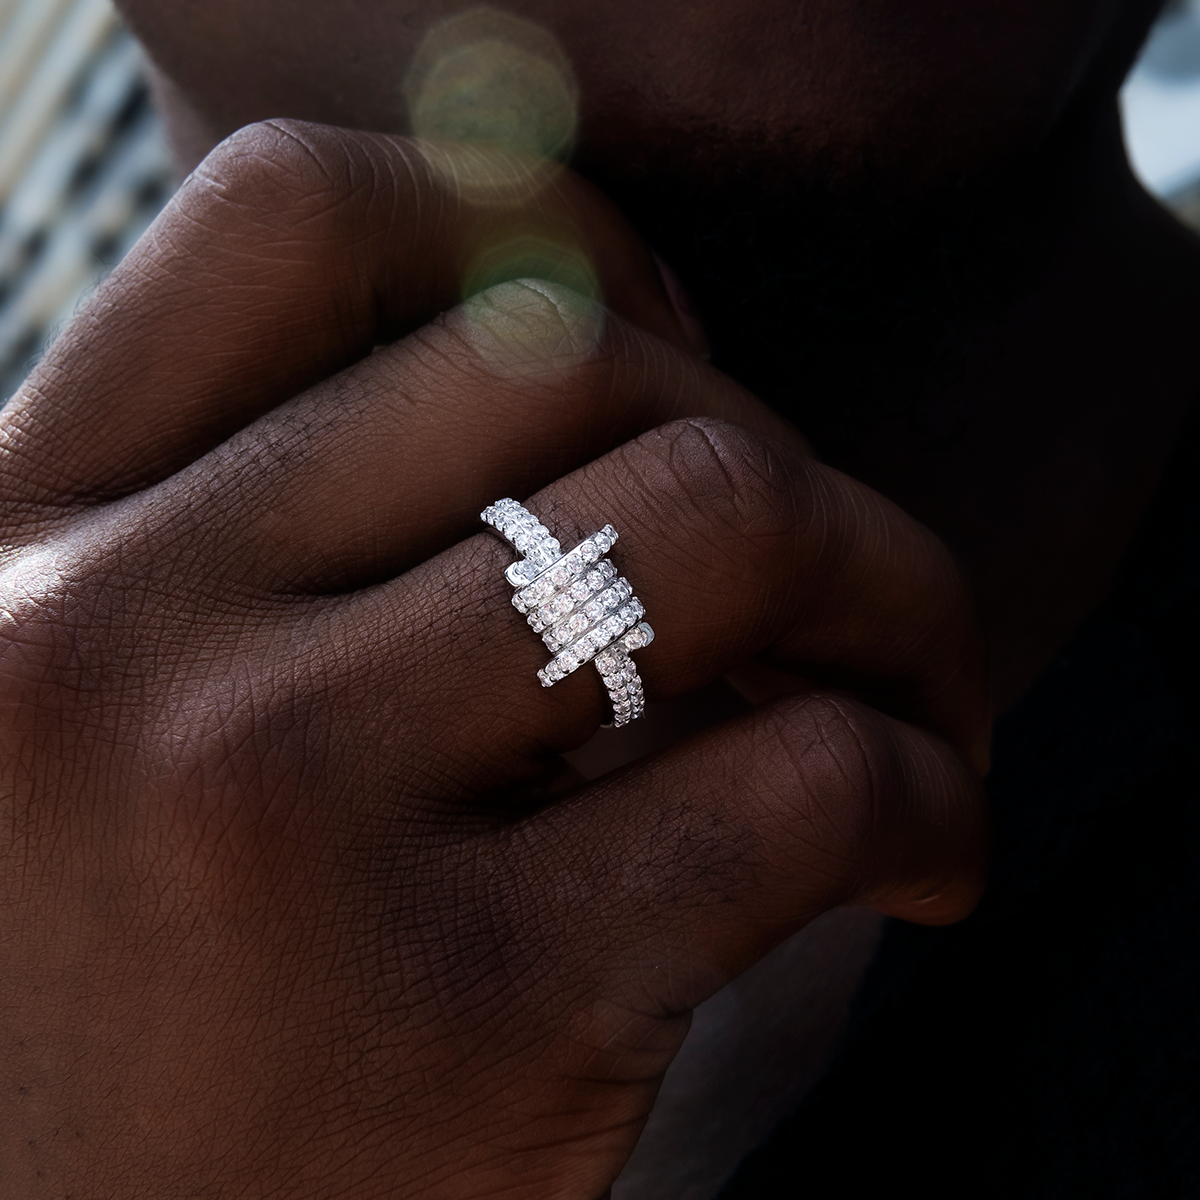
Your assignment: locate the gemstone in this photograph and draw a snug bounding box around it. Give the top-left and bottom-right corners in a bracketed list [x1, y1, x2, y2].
[624, 622, 654, 650]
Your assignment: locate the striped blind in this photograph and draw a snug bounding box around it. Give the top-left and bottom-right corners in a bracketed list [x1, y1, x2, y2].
[0, 0, 173, 399]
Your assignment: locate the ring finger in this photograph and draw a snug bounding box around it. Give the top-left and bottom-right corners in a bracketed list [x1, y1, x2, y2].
[285, 416, 988, 808]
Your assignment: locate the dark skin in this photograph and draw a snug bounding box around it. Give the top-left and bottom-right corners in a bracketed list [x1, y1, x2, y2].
[0, 1, 1195, 1197]
[0, 128, 986, 1198]
[131, 0, 1199, 709]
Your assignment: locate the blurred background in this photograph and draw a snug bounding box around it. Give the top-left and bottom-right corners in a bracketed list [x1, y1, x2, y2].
[1122, 0, 1200, 224]
[0, 0, 1199, 400]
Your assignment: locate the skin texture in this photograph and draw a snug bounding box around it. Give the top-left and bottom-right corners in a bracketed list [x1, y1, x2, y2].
[2, 0, 1198, 1195]
[0, 126, 987, 1197]
[118, 0, 1193, 709]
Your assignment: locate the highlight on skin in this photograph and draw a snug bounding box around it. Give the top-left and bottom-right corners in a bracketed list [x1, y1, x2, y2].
[403, 8, 600, 311]
[457, 278, 608, 383]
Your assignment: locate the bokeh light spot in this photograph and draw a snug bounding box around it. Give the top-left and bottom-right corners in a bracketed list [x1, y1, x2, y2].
[463, 231, 599, 304]
[406, 7, 579, 204]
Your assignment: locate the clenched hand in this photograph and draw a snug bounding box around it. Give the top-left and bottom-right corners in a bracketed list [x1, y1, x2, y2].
[0, 122, 988, 1199]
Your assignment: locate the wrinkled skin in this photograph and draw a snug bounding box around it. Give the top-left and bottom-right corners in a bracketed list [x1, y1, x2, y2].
[2, 0, 1198, 1196]
[0, 127, 987, 1197]
[117, 0, 1194, 714]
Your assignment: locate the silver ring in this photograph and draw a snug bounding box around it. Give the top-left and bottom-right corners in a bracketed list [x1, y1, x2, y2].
[481, 498, 655, 727]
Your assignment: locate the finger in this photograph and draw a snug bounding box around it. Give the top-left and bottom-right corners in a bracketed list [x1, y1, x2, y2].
[154, 280, 806, 591]
[499, 691, 987, 1034]
[520, 419, 989, 769]
[290, 418, 987, 807]
[0, 121, 689, 519]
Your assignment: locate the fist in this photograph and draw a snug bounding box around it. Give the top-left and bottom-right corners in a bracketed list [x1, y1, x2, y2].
[0, 122, 987, 1198]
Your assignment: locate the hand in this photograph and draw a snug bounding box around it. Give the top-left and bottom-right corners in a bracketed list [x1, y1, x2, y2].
[0, 122, 988, 1198]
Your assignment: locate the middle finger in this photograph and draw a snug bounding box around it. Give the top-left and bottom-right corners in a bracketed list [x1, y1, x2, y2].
[163, 280, 805, 592]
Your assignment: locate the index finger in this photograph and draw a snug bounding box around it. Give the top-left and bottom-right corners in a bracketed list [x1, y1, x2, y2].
[0, 121, 689, 516]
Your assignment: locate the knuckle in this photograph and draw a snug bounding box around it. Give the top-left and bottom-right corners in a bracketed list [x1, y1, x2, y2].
[756, 693, 902, 883]
[629, 417, 802, 540]
[443, 278, 608, 380]
[602, 419, 804, 600]
[764, 691, 982, 908]
[179, 119, 377, 242]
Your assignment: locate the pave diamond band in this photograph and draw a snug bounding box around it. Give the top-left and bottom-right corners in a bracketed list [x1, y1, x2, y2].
[481, 498, 655, 727]
[482, 497, 563, 585]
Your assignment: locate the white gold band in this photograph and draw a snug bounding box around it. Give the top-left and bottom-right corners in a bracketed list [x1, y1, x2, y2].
[481, 498, 655, 727]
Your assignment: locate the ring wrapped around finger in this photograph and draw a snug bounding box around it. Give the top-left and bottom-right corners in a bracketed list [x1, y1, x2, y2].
[481, 498, 655, 727]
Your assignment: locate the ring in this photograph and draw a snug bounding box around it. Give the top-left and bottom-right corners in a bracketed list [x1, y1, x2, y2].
[481, 498, 655, 727]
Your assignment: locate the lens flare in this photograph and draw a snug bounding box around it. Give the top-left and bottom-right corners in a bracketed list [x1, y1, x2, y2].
[458, 278, 606, 382]
[462, 231, 599, 303]
[405, 7, 579, 205]
[404, 9, 597, 308]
